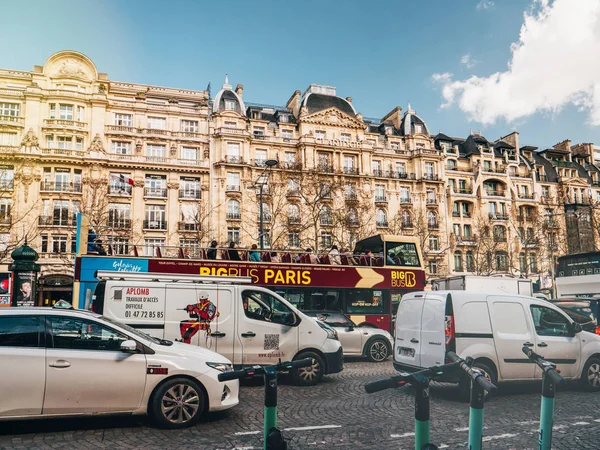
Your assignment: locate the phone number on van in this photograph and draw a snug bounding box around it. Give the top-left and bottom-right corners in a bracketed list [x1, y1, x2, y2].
[124, 311, 164, 319]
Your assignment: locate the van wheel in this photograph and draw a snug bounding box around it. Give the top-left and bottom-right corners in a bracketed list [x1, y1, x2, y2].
[458, 361, 497, 402]
[580, 357, 600, 391]
[366, 339, 390, 362]
[291, 352, 324, 386]
[149, 377, 206, 429]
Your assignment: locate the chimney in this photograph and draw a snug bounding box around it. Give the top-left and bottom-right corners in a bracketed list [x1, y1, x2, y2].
[553, 139, 571, 151]
[235, 84, 243, 98]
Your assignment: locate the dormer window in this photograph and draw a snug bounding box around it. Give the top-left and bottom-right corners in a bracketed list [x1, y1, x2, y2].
[253, 127, 265, 136]
[225, 100, 236, 111]
[414, 124, 423, 134]
[279, 114, 288, 123]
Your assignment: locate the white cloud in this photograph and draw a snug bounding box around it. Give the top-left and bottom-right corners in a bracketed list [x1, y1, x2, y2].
[461, 53, 477, 69]
[431, 72, 453, 83]
[477, 0, 495, 10]
[433, 0, 600, 125]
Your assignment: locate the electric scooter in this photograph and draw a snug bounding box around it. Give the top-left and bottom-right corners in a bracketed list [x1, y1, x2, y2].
[446, 352, 498, 450]
[365, 362, 460, 450]
[218, 358, 313, 450]
[522, 346, 566, 450]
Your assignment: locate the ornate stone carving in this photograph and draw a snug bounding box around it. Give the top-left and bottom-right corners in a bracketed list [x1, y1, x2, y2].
[133, 179, 145, 188]
[88, 134, 105, 153]
[167, 182, 179, 190]
[170, 143, 177, 157]
[57, 58, 88, 79]
[301, 107, 365, 129]
[203, 147, 210, 159]
[98, 84, 107, 93]
[135, 139, 143, 155]
[168, 97, 179, 104]
[299, 105, 309, 118]
[20, 128, 39, 149]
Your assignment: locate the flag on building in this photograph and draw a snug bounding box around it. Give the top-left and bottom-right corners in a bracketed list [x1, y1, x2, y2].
[111, 174, 134, 186]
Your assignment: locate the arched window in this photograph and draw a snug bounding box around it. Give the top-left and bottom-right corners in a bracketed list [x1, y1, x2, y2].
[288, 204, 300, 224]
[259, 202, 271, 222]
[454, 251, 463, 272]
[376, 209, 387, 227]
[227, 199, 240, 219]
[347, 208, 358, 225]
[427, 211, 438, 229]
[320, 205, 332, 226]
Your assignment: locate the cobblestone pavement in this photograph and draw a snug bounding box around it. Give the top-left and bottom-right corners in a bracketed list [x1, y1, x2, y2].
[1, 359, 600, 449]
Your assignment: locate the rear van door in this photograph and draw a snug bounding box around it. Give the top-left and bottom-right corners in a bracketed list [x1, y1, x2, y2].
[394, 294, 424, 367]
[419, 293, 446, 367]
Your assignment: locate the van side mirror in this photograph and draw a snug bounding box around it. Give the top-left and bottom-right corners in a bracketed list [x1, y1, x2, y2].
[283, 312, 297, 326]
[120, 339, 138, 353]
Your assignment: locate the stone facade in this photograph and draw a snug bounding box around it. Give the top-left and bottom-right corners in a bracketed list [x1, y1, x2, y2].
[0, 51, 598, 300]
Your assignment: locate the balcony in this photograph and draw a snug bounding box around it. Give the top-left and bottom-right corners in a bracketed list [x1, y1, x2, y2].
[372, 169, 384, 177]
[484, 190, 505, 198]
[0, 115, 24, 127]
[43, 119, 87, 130]
[224, 155, 244, 164]
[345, 193, 358, 203]
[494, 236, 508, 243]
[317, 164, 334, 174]
[452, 211, 460, 218]
[0, 181, 14, 191]
[428, 223, 439, 230]
[421, 174, 440, 181]
[216, 127, 246, 136]
[253, 134, 298, 145]
[226, 213, 241, 220]
[105, 125, 137, 135]
[462, 211, 472, 218]
[400, 197, 412, 204]
[456, 237, 477, 246]
[394, 172, 416, 180]
[342, 167, 359, 175]
[489, 213, 509, 221]
[178, 222, 199, 231]
[179, 190, 201, 200]
[286, 189, 300, 197]
[144, 188, 167, 198]
[375, 196, 387, 203]
[401, 220, 413, 229]
[517, 215, 535, 222]
[107, 219, 131, 230]
[143, 220, 167, 230]
[226, 185, 241, 193]
[108, 184, 132, 196]
[288, 217, 301, 225]
[453, 187, 474, 195]
[39, 216, 77, 227]
[320, 218, 333, 226]
[40, 181, 82, 193]
[283, 162, 302, 171]
[253, 159, 267, 167]
[376, 221, 389, 228]
[426, 199, 437, 205]
[518, 194, 535, 200]
[483, 167, 506, 174]
[259, 214, 272, 223]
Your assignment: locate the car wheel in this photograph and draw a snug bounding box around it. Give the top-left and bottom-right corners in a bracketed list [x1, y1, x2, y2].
[580, 357, 600, 391]
[291, 352, 324, 386]
[458, 361, 497, 402]
[366, 339, 390, 362]
[149, 377, 206, 429]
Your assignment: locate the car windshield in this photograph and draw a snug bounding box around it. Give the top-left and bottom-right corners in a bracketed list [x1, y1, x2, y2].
[99, 315, 164, 345]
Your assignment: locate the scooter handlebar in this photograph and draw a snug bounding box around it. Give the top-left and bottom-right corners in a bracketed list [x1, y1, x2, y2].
[364, 377, 405, 393]
[447, 351, 498, 393]
[218, 369, 248, 382]
[521, 346, 566, 385]
[545, 367, 566, 385]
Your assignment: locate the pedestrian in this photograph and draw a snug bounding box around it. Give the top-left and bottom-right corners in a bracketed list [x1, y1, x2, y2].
[206, 240, 218, 260]
[328, 244, 341, 265]
[249, 244, 261, 262]
[228, 241, 241, 261]
[271, 251, 280, 263]
[305, 248, 318, 264]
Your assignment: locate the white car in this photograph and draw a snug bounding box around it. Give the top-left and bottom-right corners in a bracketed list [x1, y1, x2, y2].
[305, 311, 394, 362]
[0, 307, 239, 429]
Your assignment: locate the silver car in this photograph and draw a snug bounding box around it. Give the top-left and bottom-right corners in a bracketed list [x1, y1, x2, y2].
[305, 311, 393, 362]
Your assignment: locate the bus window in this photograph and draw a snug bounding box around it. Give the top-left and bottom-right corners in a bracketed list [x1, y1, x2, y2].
[325, 291, 340, 310]
[386, 242, 420, 267]
[273, 288, 306, 309]
[347, 289, 385, 314]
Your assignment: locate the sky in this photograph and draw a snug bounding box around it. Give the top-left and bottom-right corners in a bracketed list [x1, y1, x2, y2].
[1, 0, 599, 149]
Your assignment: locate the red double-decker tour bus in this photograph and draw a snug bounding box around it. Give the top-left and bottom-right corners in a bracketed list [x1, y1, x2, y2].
[74, 234, 426, 332]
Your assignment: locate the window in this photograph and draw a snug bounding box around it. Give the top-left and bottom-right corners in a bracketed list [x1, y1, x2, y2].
[372, 160, 382, 176]
[288, 204, 300, 223]
[52, 235, 68, 253]
[520, 253, 527, 273]
[0, 103, 19, 117]
[108, 203, 130, 228]
[530, 305, 571, 337]
[429, 236, 439, 251]
[226, 172, 240, 190]
[114, 113, 132, 126]
[281, 129, 293, 138]
[345, 289, 384, 314]
[542, 185, 550, 198]
[288, 231, 300, 248]
[401, 210, 412, 227]
[493, 225, 506, 242]
[74, 137, 83, 151]
[376, 209, 387, 227]
[146, 144, 166, 158]
[109, 172, 133, 195]
[181, 120, 198, 133]
[227, 227, 240, 244]
[144, 175, 166, 197]
[224, 100, 236, 111]
[287, 179, 299, 194]
[396, 162, 406, 175]
[242, 290, 295, 325]
[315, 130, 326, 139]
[453, 223, 461, 237]
[113, 237, 129, 255]
[447, 159, 457, 170]
[253, 127, 265, 136]
[49, 103, 56, 119]
[260, 203, 271, 222]
[144, 238, 165, 256]
[320, 205, 332, 225]
[57, 136, 72, 150]
[145, 205, 166, 229]
[0, 199, 11, 221]
[343, 156, 355, 173]
[466, 251, 474, 271]
[495, 251, 508, 271]
[425, 162, 435, 178]
[279, 114, 289, 123]
[317, 152, 331, 171]
[180, 147, 198, 160]
[345, 183, 357, 200]
[464, 224, 472, 237]
[180, 178, 200, 199]
[179, 239, 200, 257]
[77, 106, 85, 122]
[255, 149, 267, 166]
[428, 260, 438, 274]
[111, 141, 131, 155]
[226, 142, 241, 163]
[0, 316, 41, 347]
[347, 208, 358, 225]
[59, 104, 73, 120]
[529, 252, 538, 273]
[227, 199, 241, 219]
[400, 187, 410, 203]
[49, 316, 127, 351]
[147, 117, 167, 129]
[224, 121, 237, 128]
[0, 132, 17, 146]
[284, 152, 296, 167]
[341, 133, 351, 142]
[180, 204, 198, 227]
[454, 251, 463, 271]
[427, 211, 438, 228]
[320, 231, 332, 249]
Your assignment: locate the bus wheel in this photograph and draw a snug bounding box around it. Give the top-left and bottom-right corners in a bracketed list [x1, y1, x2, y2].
[366, 339, 390, 362]
[291, 352, 324, 386]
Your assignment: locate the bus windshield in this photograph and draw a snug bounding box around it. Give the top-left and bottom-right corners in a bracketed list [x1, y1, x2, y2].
[386, 242, 420, 267]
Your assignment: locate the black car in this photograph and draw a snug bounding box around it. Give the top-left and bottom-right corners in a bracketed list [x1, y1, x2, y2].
[552, 298, 600, 335]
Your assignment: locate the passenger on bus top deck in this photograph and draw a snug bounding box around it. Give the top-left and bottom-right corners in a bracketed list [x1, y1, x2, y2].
[184, 248, 191, 259]
[329, 245, 341, 265]
[206, 240, 218, 260]
[249, 244, 261, 262]
[228, 241, 241, 261]
[271, 252, 280, 263]
[341, 247, 357, 265]
[305, 248, 319, 264]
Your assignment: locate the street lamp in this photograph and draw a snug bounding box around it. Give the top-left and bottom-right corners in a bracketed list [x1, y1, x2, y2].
[252, 159, 278, 251]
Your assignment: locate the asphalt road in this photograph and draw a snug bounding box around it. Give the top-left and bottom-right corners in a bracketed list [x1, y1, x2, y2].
[1, 359, 600, 449]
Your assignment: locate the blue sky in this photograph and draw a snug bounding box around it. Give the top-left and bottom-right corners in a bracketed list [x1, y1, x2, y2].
[1, 0, 598, 149]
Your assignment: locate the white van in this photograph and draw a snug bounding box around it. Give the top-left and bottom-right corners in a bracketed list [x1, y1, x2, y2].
[92, 271, 343, 386]
[394, 291, 600, 393]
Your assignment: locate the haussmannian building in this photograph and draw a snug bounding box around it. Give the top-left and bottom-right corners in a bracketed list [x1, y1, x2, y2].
[0, 50, 599, 303]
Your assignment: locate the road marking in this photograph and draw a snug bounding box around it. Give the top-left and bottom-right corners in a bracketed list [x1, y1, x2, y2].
[595, 419, 600, 423]
[234, 431, 261, 436]
[454, 427, 469, 432]
[438, 445, 449, 449]
[390, 432, 415, 438]
[553, 425, 568, 430]
[482, 433, 517, 442]
[572, 421, 590, 425]
[284, 425, 342, 432]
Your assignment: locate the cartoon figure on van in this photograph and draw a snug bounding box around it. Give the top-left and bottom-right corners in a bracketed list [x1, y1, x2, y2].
[179, 290, 219, 346]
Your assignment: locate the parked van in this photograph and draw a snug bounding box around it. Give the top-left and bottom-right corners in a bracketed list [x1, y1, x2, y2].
[394, 291, 600, 393]
[92, 271, 343, 386]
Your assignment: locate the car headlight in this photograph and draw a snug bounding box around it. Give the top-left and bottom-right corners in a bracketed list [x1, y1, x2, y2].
[207, 362, 233, 372]
[316, 320, 338, 340]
